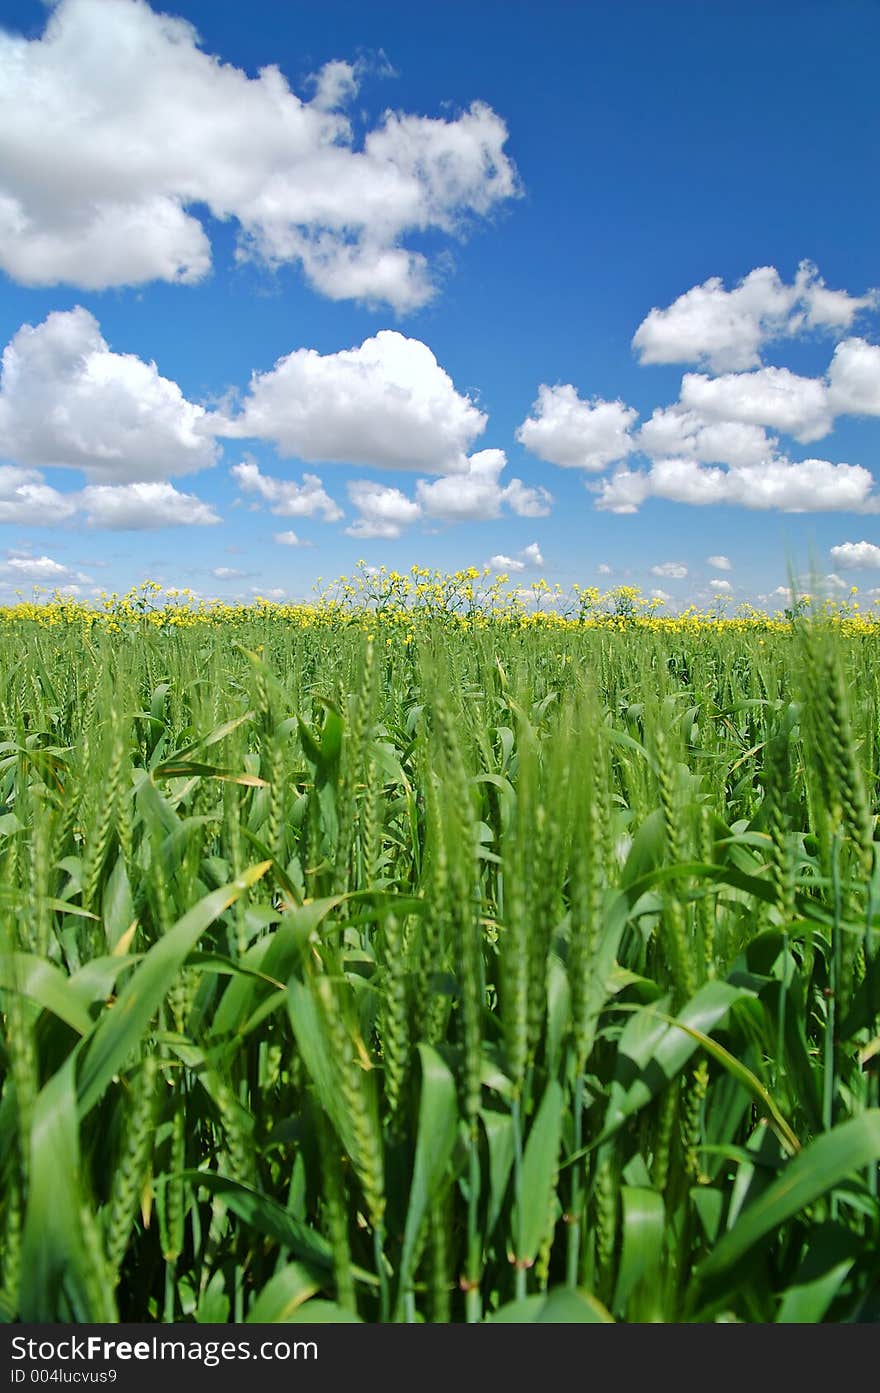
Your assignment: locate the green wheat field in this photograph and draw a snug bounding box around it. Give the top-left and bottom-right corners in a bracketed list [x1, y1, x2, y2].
[3, 584, 880, 1325]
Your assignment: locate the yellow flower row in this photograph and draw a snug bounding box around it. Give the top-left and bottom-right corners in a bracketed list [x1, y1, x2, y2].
[0, 571, 875, 635]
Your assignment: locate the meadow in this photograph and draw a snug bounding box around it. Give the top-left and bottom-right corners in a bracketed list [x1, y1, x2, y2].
[2, 568, 880, 1324]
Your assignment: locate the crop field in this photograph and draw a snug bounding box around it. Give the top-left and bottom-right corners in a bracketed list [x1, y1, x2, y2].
[2, 572, 880, 1325]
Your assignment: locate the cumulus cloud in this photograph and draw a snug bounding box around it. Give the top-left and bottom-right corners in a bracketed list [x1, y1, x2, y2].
[595, 455, 878, 514]
[0, 469, 221, 529]
[632, 262, 877, 373]
[707, 554, 732, 570]
[308, 57, 367, 111]
[762, 578, 846, 603]
[0, 0, 518, 309]
[237, 447, 548, 539]
[273, 529, 307, 547]
[0, 307, 218, 481]
[0, 467, 218, 530]
[498, 477, 554, 518]
[629, 337, 880, 469]
[827, 338, 880, 417]
[0, 465, 218, 530]
[651, 561, 688, 579]
[489, 552, 525, 572]
[230, 460, 343, 520]
[709, 578, 732, 593]
[515, 271, 880, 529]
[80, 481, 220, 528]
[829, 540, 880, 569]
[680, 367, 833, 443]
[636, 407, 777, 468]
[0, 466, 77, 524]
[345, 480, 421, 538]
[211, 566, 244, 579]
[335, 450, 551, 536]
[516, 386, 637, 471]
[216, 331, 486, 473]
[0, 553, 90, 586]
[416, 449, 551, 520]
[488, 540, 544, 572]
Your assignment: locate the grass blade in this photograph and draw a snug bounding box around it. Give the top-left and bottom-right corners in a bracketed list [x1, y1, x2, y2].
[77, 863, 270, 1114]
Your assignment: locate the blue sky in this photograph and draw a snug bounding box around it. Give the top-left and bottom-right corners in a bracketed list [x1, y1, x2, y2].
[1, 0, 879, 610]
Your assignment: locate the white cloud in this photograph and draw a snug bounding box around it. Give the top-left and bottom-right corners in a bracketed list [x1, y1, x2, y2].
[680, 367, 832, 443]
[802, 279, 875, 330]
[488, 540, 544, 572]
[216, 331, 486, 473]
[211, 566, 244, 579]
[829, 540, 880, 569]
[0, 469, 218, 530]
[489, 552, 525, 573]
[707, 554, 732, 570]
[0, 553, 90, 585]
[0, 466, 77, 524]
[632, 261, 877, 373]
[760, 576, 846, 606]
[516, 386, 637, 471]
[273, 529, 306, 547]
[230, 460, 343, 520]
[597, 562, 612, 575]
[416, 449, 551, 520]
[592, 469, 651, 514]
[80, 481, 220, 529]
[0, 307, 217, 481]
[498, 476, 554, 517]
[651, 561, 688, 579]
[308, 57, 363, 113]
[0, 0, 518, 309]
[345, 480, 421, 539]
[827, 338, 880, 416]
[630, 336, 880, 473]
[238, 448, 549, 539]
[251, 586, 286, 600]
[0, 464, 218, 530]
[636, 407, 776, 468]
[596, 455, 878, 514]
[709, 578, 732, 593]
[650, 588, 671, 603]
[4, 555, 68, 579]
[634, 267, 791, 372]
